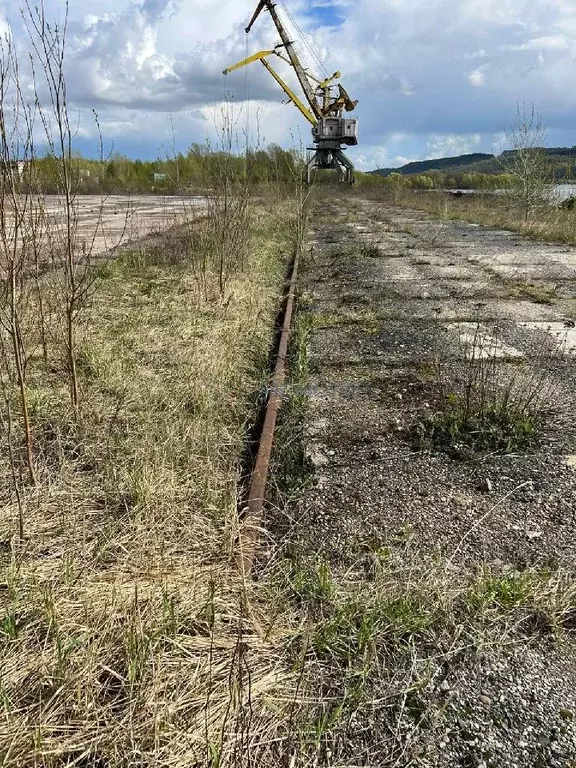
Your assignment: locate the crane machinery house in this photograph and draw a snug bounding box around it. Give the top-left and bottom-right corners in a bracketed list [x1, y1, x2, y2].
[223, 0, 359, 183]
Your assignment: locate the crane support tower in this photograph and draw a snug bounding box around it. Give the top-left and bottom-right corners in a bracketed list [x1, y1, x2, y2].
[223, 0, 358, 184]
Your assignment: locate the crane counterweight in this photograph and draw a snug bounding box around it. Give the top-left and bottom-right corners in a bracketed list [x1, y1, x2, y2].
[224, 0, 358, 184]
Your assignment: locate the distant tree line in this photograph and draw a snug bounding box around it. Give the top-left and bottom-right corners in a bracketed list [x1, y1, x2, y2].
[23, 144, 303, 194]
[355, 170, 514, 191]
[370, 147, 576, 184]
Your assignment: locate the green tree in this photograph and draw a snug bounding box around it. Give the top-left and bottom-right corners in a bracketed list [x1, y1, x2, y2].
[502, 104, 552, 221]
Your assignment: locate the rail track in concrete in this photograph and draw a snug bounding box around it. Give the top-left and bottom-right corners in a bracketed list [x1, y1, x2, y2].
[237, 244, 300, 577]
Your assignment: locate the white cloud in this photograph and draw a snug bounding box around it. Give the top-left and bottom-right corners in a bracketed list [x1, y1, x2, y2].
[468, 66, 488, 86]
[426, 134, 482, 159]
[2, 0, 576, 168]
[465, 49, 488, 59]
[491, 132, 508, 153]
[353, 148, 419, 172]
[502, 34, 570, 52]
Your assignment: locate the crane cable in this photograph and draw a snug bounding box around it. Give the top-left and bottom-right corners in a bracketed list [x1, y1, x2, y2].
[245, 31, 251, 176]
[278, 0, 329, 80]
[278, 0, 322, 72]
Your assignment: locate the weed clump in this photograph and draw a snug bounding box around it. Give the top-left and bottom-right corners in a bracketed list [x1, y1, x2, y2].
[268, 547, 576, 764]
[361, 241, 382, 258]
[410, 323, 554, 458]
[516, 282, 556, 305]
[414, 397, 538, 457]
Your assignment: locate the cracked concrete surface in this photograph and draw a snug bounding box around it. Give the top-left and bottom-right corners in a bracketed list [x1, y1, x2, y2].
[289, 197, 576, 767]
[6, 194, 206, 258]
[300, 198, 576, 567]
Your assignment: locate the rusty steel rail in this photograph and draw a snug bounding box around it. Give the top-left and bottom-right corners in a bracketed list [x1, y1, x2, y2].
[237, 250, 300, 576]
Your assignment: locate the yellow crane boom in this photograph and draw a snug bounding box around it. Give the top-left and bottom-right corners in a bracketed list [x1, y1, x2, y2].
[244, 0, 322, 119]
[223, 50, 316, 126]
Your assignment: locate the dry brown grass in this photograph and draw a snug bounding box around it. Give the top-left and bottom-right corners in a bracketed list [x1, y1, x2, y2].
[0, 200, 303, 766]
[389, 189, 576, 245]
[5, 187, 574, 767]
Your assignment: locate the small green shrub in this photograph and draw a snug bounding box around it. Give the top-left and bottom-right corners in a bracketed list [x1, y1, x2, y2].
[414, 400, 538, 457]
[95, 259, 118, 280]
[465, 571, 537, 613]
[410, 322, 552, 458]
[361, 242, 382, 258]
[514, 282, 556, 305]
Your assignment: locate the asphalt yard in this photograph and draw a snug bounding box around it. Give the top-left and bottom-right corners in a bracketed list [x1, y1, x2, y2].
[290, 195, 576, 767]
[302, 197, 576, 567]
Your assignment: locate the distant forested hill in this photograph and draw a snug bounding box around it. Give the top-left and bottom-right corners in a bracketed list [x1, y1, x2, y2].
[370, 148, 576, 180]
[370, 153, 493, 176]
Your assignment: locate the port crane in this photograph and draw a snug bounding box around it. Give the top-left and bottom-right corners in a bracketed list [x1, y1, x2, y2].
[223, 0, 358, 184]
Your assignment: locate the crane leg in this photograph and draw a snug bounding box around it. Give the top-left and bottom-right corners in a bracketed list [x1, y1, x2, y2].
[306, 151, 318, 184]
[334, 149, 354, 184]
[306, 146, 355, 184]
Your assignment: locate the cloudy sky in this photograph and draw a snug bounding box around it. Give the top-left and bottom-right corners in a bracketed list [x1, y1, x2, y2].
[3, 0, 576, 170]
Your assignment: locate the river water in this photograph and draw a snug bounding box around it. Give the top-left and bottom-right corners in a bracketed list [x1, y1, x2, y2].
[551, 184, 576, 202]
[449, 184, 576, 203]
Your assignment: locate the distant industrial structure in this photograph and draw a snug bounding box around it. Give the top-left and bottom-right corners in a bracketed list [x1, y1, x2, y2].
[224, 0, 359, 183]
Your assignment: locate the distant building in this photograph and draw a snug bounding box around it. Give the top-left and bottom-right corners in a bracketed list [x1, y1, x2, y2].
[0, 160, 29, 178]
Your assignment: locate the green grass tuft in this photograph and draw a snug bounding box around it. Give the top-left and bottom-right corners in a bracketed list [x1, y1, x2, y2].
[413, 400, 538, 457]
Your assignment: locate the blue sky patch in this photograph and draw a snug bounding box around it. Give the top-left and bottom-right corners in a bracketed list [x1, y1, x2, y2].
[303, 3, 346, 29]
